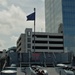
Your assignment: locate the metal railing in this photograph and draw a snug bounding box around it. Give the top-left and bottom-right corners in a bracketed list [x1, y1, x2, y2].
[52, 52, 57, 67]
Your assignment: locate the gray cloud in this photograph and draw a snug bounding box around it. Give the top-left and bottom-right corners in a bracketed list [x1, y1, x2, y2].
[0, 39, 6, 50]
[10, 36, 18, 46]
[0, 4, 26, 35]
[0, 0, 8, 6]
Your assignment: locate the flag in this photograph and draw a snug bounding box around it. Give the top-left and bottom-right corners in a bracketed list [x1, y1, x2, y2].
[27, 12, 35, 20]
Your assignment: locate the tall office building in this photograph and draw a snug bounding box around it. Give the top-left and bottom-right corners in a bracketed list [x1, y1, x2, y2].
[45, 0, 75, 53]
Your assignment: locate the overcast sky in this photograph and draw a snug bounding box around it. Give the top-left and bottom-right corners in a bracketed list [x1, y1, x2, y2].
[0, 0, 45, 51]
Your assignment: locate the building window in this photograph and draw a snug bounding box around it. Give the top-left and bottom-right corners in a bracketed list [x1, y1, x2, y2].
[27, 44, 31, 48]
[49, 47, 63, 50]
[27, 38, 31, 42]
[49, 36, 63, 38]
[27, 31, 31, 36]
[32, 46, 48, 49]
[32, 35, 47, 38]
[32, 41, 47, 43]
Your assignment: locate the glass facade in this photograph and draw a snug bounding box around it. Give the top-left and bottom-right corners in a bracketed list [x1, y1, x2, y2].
[45, 0, 62, 33]
[45, 0, 75, 53]
[62, 0, 75, 52]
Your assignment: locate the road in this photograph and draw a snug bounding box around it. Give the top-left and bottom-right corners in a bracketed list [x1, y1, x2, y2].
[17, 67, 59, 75]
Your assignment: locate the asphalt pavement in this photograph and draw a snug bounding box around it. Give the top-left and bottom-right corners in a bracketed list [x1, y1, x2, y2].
[17, 67, 59, 75]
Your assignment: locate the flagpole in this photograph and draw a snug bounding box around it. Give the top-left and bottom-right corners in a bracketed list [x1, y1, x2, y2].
[34, 8, 36, 52]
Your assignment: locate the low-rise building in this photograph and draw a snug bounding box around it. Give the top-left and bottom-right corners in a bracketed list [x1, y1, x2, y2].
[17, 28, 64, 53]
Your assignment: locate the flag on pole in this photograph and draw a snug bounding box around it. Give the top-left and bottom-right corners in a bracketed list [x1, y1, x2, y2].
[26, 8, 36, 52]
[27, 12, 35, 20]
